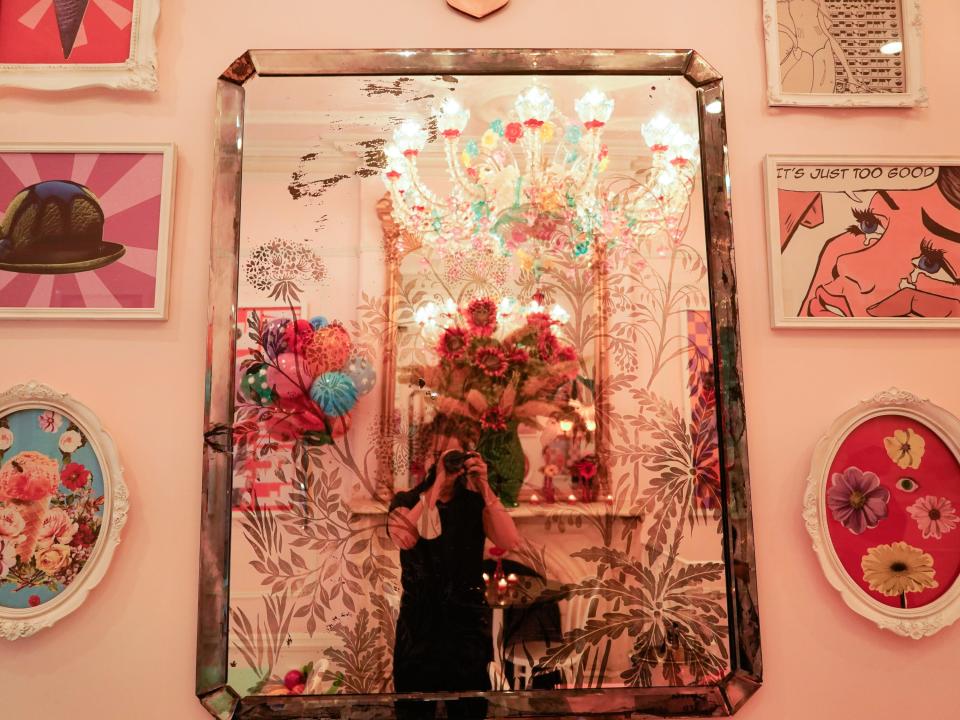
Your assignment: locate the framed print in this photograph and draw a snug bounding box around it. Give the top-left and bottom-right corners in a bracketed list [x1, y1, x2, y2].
[0, 0, 158, 91]
[804, 389, 960, 638]
[764, 155, 960, 328]
[0, 143, 175, 319]
[763, 0, 925, 107]
[0, 381, 128, 640]
[198, 49, 761, 719]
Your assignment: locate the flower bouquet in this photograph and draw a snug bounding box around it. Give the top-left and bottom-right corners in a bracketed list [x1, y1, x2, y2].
[417, 296, 579, 506]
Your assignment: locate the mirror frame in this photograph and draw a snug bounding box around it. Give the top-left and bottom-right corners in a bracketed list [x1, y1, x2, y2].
[197, 48, 761, 719]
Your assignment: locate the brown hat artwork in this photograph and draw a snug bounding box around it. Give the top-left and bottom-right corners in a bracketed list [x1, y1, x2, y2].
[0, 180, 125, 274]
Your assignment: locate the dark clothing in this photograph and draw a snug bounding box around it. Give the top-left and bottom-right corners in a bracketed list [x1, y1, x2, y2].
[390, 475, 492, 706]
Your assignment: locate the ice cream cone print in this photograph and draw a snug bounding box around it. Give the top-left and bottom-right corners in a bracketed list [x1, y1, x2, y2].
[13, 497, 51, 564]
[0, 451, 60, 564]
[54, 0, 90, 59]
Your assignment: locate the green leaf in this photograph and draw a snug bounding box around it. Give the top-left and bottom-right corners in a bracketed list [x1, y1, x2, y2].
[303, 431, 334, 447]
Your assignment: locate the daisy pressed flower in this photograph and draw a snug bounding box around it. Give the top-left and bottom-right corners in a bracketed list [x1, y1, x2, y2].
[907, 496, 959, 540]
[861, 541, 937, 598]
[475, 346, 509, 378]
[883, 428, 926, 469]
[437, 327, 470, 361]
[826, 466, 889, 534]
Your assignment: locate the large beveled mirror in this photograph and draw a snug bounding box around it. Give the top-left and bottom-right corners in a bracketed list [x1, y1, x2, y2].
[198, 49, 761, 719]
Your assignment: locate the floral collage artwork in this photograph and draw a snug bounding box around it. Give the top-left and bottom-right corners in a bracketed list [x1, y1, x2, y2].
[0, 407, 105, 610]
[826, 415, 960, 610]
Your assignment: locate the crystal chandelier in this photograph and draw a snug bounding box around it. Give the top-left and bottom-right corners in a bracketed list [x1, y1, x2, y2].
[381, 85, 700, 261]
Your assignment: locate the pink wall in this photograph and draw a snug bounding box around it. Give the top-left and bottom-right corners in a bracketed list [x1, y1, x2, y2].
[1, 1, 959, 717]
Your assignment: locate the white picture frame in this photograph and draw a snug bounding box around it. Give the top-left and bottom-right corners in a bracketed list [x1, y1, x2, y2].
[763, 0, 926, 107]
[764, 154, 960, 328]
[0, 142, 176, 320]
[0, 0, 159, 91]
[0, 382, 129, 640]
[803, 389, 960, 638]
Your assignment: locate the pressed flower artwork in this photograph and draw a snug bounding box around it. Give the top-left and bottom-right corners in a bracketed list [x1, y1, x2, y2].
[0, 407, 105, 610]
[824, 414, 960, 609]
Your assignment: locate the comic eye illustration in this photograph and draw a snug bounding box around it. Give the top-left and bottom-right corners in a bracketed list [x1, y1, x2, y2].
[895, 477, 919, 493]
[914, 241, 958, 284]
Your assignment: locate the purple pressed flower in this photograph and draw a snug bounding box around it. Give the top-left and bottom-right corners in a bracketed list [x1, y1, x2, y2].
[827, 466, 890, 534]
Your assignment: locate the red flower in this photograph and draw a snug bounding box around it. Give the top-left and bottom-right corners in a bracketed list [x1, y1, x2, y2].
[61, 462, 92, 491]
[556, 344, 577, 363]
[475, 346, 509, 378]
[282, 319, 314, 355]
[505, 344, 529, 365]
[28, 595, 41, 607]
[573, 458, 598, 480]
[480, 408, 508, 432]
[437, 327, 470, 361]
[537, 331, 559, 362]
[71, 524, 97, 547]
[504, 122, 523, 144]
[464, 298, 498, 337]
[525, 312, 555, 333]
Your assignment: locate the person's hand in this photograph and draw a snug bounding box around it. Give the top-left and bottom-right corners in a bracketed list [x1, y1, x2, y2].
[463, 454, 494, 501]
[868, 277, 960, 318]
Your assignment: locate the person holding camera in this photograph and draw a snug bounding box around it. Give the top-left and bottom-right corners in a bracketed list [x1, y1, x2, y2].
[387, 417, 521, 718]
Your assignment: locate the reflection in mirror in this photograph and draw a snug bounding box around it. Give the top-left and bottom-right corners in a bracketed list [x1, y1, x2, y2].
[217, 66, 744, 713]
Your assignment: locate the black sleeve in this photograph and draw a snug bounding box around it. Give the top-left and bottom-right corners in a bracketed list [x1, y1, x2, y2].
[389, 487, 422, 512]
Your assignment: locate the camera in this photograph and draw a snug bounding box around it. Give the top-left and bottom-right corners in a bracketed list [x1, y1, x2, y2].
[441, 451, 480, 487]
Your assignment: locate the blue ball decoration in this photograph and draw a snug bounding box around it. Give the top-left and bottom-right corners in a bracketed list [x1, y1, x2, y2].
[260, 318, 290, 360]
[343, 355, 376, 396]
[310, 315, 329, 330]
[310, 372, 358, 417]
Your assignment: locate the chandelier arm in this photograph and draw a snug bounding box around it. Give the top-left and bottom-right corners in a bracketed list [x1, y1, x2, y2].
[442, 139, 486, 200]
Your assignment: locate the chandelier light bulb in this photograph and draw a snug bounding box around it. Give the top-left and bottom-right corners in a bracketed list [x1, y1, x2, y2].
[393, 120, 428, 155]
[514, 87, 555, 126]
[437, 98, 471, 137]
[575, 89, 614, 128]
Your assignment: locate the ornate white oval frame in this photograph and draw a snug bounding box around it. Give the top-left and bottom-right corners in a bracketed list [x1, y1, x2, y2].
[0, 382, 128, 640]
[803, 388, 960, 638]
[0, 0, 159, 91]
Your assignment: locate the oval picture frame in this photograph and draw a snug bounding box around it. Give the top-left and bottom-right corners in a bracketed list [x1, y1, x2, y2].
[0, 382, 128, 640]
[804, 388, 960, 639]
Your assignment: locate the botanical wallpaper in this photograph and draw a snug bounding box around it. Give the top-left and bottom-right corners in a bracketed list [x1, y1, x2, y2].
[226, 74, 728, 697]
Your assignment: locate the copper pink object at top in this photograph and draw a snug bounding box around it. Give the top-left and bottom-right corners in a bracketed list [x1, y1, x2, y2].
[54, 0, 90, 59]
[446, 0, 509, 19]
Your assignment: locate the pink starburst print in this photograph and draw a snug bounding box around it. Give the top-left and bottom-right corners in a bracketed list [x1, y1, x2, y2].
[0, 151, 165, 311]
[0, 0, 133, 64]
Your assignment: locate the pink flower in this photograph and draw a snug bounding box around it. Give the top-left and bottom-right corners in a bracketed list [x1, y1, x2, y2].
[37, 508, 78, 550]
[826, 466, 889, 535]
[474, 346, 509, 378]
[0, 427, 12, 451]
[464, 298, 498, 337]
[908, 496, 959, 540]
[537, 332, 560, 363]
[28, 595, 41, 607]
[556, 344, 577, 363]
[436, 327, 470, 361]
[0, 506, 26, 542]
[61, 463, 92, 491]
[58, 430, 83, 454]
[525, 312, 555, 333]
[37, 411, 63, 433]
[0, 538, 16, 580]
[504, 122, 523, 143]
